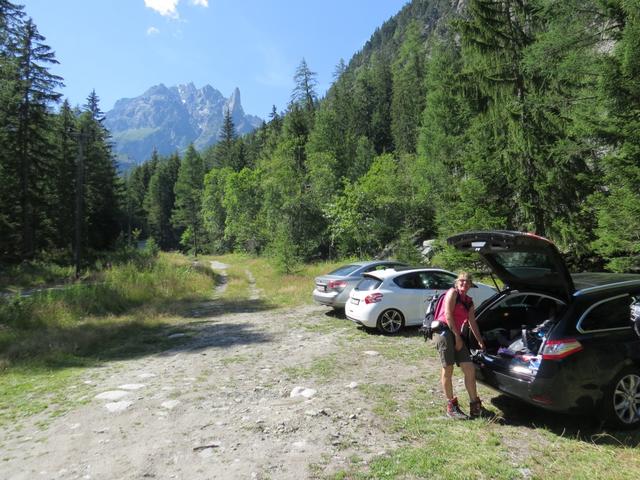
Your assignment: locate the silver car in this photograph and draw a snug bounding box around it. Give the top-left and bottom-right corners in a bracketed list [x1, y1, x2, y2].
[313, 260, 408, 309]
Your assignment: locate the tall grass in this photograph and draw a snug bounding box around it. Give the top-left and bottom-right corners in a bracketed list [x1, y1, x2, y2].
[0, 252, 216, 425]
[0, 252, 213, 369]
[207, 253, 349, 307]
[0, 260, 76, 292]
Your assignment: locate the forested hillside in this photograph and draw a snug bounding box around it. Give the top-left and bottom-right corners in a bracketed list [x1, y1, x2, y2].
[0, 1, 120, 263]
[2, 0, 640, 274]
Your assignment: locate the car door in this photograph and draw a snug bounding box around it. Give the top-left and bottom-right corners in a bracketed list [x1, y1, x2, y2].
[392, 272, 427, 324]
[572, 293, 640, 392]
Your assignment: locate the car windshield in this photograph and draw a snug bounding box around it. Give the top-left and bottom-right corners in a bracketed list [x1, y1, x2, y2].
[329, 264, 362, 276]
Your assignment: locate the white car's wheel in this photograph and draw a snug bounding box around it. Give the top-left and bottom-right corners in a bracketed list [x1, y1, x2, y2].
[377, 309, 404, 334]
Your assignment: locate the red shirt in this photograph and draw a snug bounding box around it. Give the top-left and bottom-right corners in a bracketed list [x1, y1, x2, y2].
[437, 288, 473, 333]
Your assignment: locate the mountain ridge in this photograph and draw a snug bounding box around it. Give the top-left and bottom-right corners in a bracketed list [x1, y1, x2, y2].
[105, 83, 262, 168]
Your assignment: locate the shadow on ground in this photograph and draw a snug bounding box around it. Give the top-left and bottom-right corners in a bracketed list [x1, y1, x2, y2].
[356, 324, 424, 339]
[161, 319, 273, 355]
[489, 394, 640, 447]
[323, 308, 346, 319]
[324, 308, 426, 338]
[184, 297, 275, 318]
[1, 297, 275, 372]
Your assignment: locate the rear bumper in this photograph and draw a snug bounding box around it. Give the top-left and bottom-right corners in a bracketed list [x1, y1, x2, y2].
[475, 356, 592, 413]
[345, 301, 380, 328]
[312, 289, 340, 307]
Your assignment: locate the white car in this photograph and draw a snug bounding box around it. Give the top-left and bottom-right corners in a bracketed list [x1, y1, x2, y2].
[345, 268, 497, 334]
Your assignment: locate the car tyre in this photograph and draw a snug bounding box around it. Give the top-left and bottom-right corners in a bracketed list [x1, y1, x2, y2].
[603, 367, 640, 429]
[377, 309, 404, 335]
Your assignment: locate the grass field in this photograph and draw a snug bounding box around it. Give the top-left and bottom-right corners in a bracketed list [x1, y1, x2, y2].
[0, 252, 214, 425]
[1, 252, 639, 479]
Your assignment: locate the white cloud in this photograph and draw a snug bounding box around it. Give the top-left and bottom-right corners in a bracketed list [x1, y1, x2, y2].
[144, 0, 179, 18]
[146, 26, 160, 35]
[190, 0, 208, 6]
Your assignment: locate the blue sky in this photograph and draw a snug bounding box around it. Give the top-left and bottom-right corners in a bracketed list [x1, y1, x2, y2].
[21, 0, 409, 119]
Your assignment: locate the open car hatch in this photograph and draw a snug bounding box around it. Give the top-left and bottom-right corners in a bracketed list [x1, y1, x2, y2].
[447, 230, 574, 302]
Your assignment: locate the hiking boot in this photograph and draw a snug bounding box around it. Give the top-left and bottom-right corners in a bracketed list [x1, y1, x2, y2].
[469, 397, 484, 418]
[446, 397, 468, 420]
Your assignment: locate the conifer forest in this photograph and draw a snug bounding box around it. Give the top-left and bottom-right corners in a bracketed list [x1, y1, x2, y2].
[1, 0, 639, 273]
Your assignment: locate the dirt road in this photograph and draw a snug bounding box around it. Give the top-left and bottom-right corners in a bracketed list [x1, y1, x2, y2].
[0, 266, 432, 480]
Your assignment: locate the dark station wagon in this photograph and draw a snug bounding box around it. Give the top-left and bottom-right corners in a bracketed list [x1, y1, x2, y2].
[449, 231, 640, 429]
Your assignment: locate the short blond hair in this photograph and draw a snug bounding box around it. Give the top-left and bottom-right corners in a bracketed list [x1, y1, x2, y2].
[455, 271, 473, 286]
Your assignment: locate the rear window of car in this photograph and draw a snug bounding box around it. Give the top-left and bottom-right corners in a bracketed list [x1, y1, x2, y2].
[394, 273, 421, 289]
[493, 252, 557, 279]
[329, 264, 360, 276]
[357, 277, 382, 291]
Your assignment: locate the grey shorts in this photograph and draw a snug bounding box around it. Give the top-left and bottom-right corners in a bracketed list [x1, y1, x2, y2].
[435, 330, 471, 367]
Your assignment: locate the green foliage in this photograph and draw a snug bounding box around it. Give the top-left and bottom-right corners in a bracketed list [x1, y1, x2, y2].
[172, 145, 206, 255]
[394, 228, 423, 265]
[144, 153, 180, 250]
[390, 20, 426, 154]
[9, 0, 640, 276]
[221, 167, 264, 253]
[201, 166, 233, 253]
[142, 237, 159, 257]
[0, 6, 122, 264]
[327, 154, 406, 256]
[267, 222, 301, 274]
[591, 0, 640, 272]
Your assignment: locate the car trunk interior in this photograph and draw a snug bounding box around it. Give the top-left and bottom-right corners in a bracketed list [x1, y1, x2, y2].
[466, 294, 564, 376]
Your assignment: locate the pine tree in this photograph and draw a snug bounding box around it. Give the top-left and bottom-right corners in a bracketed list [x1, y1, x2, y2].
[49, 99, 78, 250]
[13, 18, 63, 258]
[173, 145, 205, 255]
[145, 154, 180, 249]
[0, 2, 24, 258]
[80, 90, 121, 251]
[215, 107, 240, 170]
[391, 21, 426, 154]
[457, 0, 598, 238]
[592, 0, 640, 271]
[291, 58, 318, 114]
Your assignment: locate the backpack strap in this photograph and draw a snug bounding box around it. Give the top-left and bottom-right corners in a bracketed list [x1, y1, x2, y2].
[452, 288, 473, 311]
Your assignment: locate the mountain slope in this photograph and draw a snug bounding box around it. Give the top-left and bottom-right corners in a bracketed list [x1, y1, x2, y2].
[105, 83, 262, 168]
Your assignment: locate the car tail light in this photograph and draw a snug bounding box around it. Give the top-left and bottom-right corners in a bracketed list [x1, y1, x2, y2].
[531, 394, 553, 405]
[541, 339, 583, 360]
[364, 293, 383, 304]
[328, 280, 347, 290]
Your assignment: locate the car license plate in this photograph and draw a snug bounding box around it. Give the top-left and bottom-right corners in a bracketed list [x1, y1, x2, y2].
[351, 298, 359, 305]
[317, 284, 326, 292]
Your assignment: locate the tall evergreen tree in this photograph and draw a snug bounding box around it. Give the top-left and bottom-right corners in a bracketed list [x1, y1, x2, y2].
[458, 0, 598, 239]
[0, 2, 24, 258]
[173, 145, 205, 255]
[592, 0, 640, 271]
[49, 99, 78, 250]
[13, 18, 62, 258]
[80, 90, 121, 251]
[291, 58, 318, 114]
[390, 20, 426, 154]
[201, 166, 233, 253]
[215, 107, 241, 170]
[145, 154, 180, 250]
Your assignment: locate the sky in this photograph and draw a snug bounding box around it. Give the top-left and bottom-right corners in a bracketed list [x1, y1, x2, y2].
[21, 0, 409, 120]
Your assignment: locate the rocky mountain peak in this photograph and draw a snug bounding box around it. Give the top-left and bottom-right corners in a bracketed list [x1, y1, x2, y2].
[105, 83, 262, 169]
[224, 87, 245, 124]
